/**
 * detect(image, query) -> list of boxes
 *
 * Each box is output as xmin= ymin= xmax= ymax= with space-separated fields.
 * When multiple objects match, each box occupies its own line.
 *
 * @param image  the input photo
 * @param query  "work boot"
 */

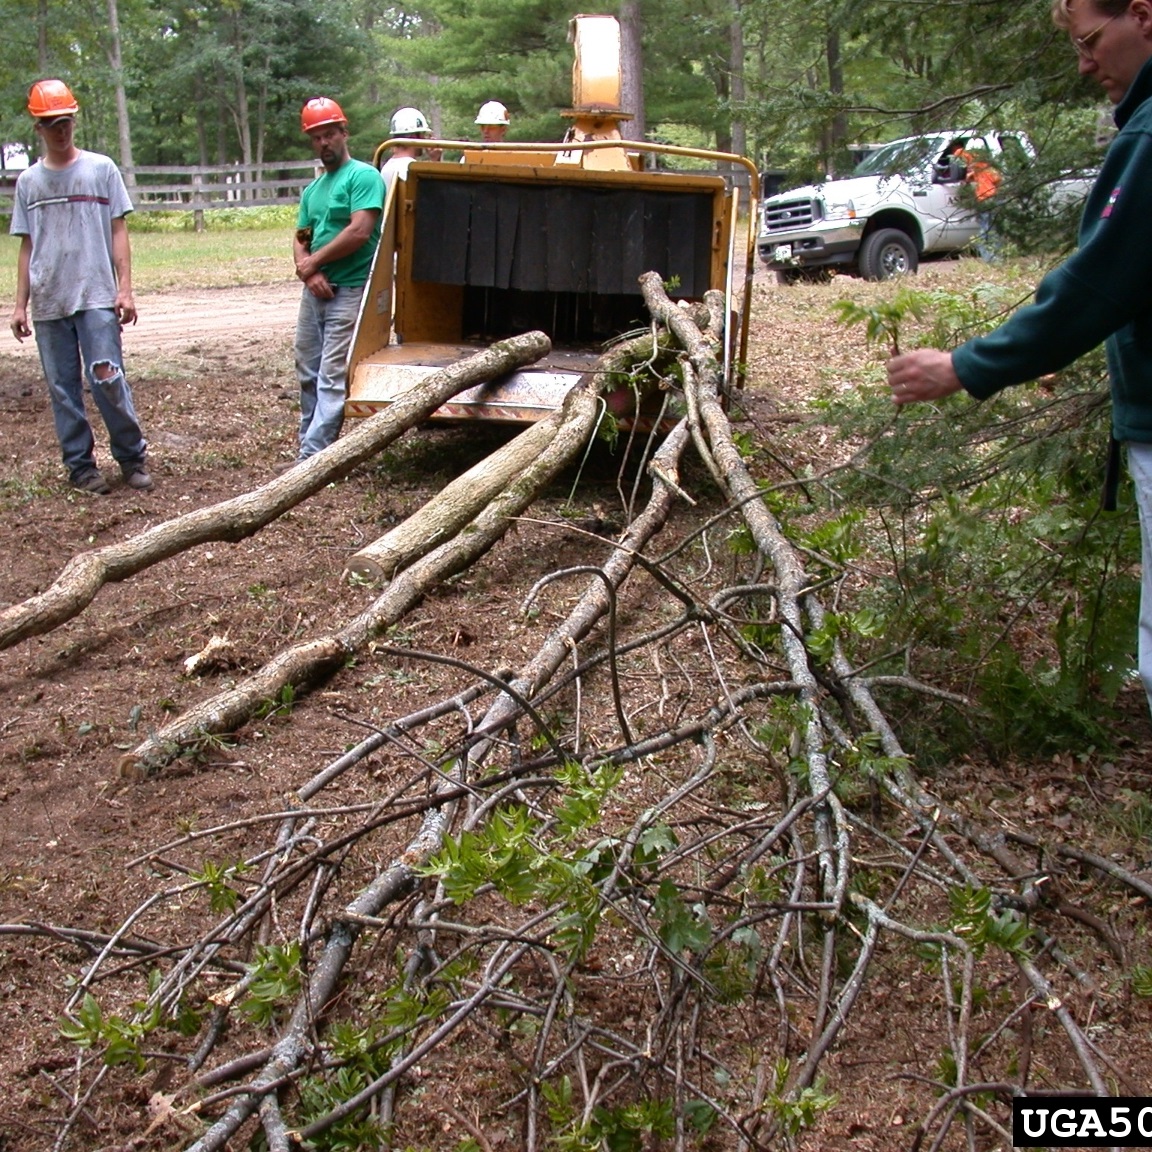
xmin=272 ymin=457 xmax=305 ymax=475
xmin=71 ymin=468 xmax=111 ymax=495
xmin=122 ymin=463 xmax=154 ymax=491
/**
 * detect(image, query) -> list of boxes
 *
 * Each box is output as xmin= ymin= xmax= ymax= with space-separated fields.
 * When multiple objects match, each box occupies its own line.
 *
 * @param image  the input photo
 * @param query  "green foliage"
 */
xmin=190 ymin=858 xmax=248 ymax=913
xmin=834 ymin=290 xmax=925 ymax=355
xmin=128 ymin=206 xmax=297 ymax=232
xmin=633 ymin=821 xmax=678 ymax=869
xmin=739 ymin=859 xmax=785 ymax=903
xmin=812 ymin=280 xmax=1135 ymax=761
xmin=763 ymin=1058 xmax=838 ymax=1137
xmin=297 ymin=1069 xmax=390 ymax=1151
xmin=553 ymin=762 xmax=623 ymax=841
xmin=1108 ymin=790 xmax=1152 ymax=840
xmin=240 ymin=941 xmax=302 ymax=1027
xmin=421 ymin=767 xmax=627 ymax=960
xmin=702 ymin=926 xmax=764 ymax=1003
xmin=948 ymin=885 xmax=1032 ymax=956
xmin=0 ymin=473 xmax=54 ymax=506
xmin=58 ymin=991 xmax=160 ymax=1072
xmin=653 ymin=879 xmax=712 ymax=955
xmin=542 ymin=1076 xmax=710 ymax=1151
xmin=254 ymin=682 xmax=297 ymax=721
xmin=805 ymin=608 xmax=886 ymax=665
xmin=800 ymin=508 xmax=864 ymax=566
xmin=829 ymin=731 xmax=908 ymax=808
xmin=378 ymin=980 xmax=452 ymax=1034
xmin=1131 ymin=965 xmax=1152 ymax=999
xmin=425 ymin=804 xmax=542 ymax=905
xmin=56 ymin=968 xmax=199 ymax=1073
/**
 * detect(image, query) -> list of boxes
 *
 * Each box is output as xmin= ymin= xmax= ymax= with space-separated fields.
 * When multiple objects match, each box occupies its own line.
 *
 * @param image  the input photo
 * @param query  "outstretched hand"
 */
xmin=887 ymin=349 xmax=962 ymax=405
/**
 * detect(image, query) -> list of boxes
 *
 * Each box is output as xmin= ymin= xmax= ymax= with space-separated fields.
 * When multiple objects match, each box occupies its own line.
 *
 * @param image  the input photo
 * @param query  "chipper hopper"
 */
xmin=344 ymin=13 xmax=759 ymax=430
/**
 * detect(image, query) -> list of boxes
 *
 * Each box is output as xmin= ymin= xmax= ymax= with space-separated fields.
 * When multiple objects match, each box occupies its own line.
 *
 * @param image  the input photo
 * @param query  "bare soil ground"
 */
xmin=0 ymin=263 xmax=1149 ymax=1151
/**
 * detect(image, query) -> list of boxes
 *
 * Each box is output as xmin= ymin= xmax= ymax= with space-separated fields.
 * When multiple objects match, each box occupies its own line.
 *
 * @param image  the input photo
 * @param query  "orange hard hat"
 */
xmin=27 ymin=79 xmax=79 ymax=119
xmin=301 ymin=97 xmax=347 ymax=133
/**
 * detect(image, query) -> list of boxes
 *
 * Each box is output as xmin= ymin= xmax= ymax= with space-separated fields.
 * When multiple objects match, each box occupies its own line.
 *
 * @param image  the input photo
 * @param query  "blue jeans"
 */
xmin=975 ymin=210 xmax=999 ymax=262
xmin=294 ymin=285 xmax=364 ymax=459
xmin=1127 ymin=442 xmax=1152 ymax=718
xmin=34 ymin=308 xmax=147 ymax=480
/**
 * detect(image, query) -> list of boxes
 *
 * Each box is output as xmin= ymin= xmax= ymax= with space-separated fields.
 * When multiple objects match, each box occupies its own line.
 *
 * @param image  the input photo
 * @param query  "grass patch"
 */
xmin=129 ymin=205 xmax=297 ymax=233
xmin=0 ymin=214 xmax=293 ymax=297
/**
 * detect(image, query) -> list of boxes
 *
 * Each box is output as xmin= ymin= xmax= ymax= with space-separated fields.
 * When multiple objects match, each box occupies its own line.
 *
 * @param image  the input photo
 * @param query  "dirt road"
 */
xmin=3 ymin=280 xmax=300 ymax=362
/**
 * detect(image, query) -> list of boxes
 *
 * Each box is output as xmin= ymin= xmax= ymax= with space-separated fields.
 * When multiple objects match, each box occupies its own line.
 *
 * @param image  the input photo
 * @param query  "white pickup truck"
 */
xmin=758 ymin=130 xmax=1087 ymax=283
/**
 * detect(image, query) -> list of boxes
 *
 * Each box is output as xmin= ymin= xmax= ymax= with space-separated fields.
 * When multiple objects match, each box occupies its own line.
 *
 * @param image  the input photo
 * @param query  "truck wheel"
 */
xmin=858 ymin=228 xmax=918 ymax=281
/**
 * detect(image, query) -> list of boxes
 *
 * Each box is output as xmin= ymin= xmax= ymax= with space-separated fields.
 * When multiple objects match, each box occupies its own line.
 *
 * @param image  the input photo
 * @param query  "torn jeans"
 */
xmin=34 ymin=307 xmax=147 ymax=480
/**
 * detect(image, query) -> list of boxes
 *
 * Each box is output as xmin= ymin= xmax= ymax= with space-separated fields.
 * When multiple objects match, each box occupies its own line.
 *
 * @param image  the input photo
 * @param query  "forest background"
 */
xmin=0 ymin=0 xmax=1111 ymax=192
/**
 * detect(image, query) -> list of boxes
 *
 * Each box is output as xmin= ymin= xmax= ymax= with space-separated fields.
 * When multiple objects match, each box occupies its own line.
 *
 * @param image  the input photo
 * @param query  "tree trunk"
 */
xmin=619 ymin=0 xmax=646 ymax=144
xmin=227 ymin=12 xmax=254 ymax=197
xmin=825 ymin=27 xmax=847 ymax=173
xmin=37 ymin=0 xmax=48 ymax=69
xmin=256 ymin=60 xmax=268 ymax=172
xmin=194 ymin=75 xmax=209 ymax=168
xmin=729 ymin=3 xmax=747 ymax=161
xmin=0 ymin=335 xmax=551 ymax=653
xmin=235 ymin=71 xmax=253 ymax=198
xmin=105 ymin=0 xmax=136 ymax=184
xmin=216 ymin=80 xmax=229 ymax=165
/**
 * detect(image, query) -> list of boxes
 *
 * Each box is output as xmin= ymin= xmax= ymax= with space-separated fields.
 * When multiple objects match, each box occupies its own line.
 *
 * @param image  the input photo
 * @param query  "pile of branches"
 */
xmin=3 ymin=277 xmax=1149 ymax=1152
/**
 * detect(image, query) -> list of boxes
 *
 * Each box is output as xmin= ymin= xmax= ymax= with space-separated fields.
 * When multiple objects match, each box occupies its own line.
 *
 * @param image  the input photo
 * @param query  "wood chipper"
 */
xmin=345 ymin=13 xmax=759 ymax=429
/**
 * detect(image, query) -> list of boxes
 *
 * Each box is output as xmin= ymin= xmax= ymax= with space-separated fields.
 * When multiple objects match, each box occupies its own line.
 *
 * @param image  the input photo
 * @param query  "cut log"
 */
xmin=120 ymin=377 xmax=603 ymax=777
xmin=0 ymin=333 xmax=551 ymax=652
xmin=344 ymin=410 xmax=563 ymax=583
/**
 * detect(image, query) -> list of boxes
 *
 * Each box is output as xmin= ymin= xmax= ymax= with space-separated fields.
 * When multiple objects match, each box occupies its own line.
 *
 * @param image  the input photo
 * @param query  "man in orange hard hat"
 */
xmin=9 ymin=79 xmax=152 ymax=494
xmin=278 ymin=97 xmax=385 ymax=470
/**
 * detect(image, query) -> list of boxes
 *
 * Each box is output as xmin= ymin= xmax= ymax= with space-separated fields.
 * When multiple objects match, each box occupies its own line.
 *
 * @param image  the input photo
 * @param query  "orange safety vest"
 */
xmin=956 ymin=149 xmax=1001 ymax=202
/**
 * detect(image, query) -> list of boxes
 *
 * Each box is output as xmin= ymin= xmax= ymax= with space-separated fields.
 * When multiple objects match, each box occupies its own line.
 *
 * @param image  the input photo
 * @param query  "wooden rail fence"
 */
xmin=0 ymin=160 xmax=320 ymax=230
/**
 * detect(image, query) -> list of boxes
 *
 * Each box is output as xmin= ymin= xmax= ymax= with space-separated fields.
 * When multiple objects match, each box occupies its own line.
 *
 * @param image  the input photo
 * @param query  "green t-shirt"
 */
xmin=297 ymin=157 xmax=385 ymax=287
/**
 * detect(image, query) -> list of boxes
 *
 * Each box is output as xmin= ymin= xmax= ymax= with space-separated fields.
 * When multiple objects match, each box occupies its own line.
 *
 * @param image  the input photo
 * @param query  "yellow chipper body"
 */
xmin=345 ymin=14 xmax=758 ymax=428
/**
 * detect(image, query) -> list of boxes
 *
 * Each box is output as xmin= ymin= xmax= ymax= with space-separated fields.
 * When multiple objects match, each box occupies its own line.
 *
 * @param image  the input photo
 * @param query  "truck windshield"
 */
xmin=852 ymin=137 xmax=942 ymax=178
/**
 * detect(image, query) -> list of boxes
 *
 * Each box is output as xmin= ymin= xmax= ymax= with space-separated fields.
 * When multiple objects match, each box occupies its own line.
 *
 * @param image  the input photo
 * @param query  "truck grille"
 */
xmin=763 ymin=198 xmax=816 ymax=233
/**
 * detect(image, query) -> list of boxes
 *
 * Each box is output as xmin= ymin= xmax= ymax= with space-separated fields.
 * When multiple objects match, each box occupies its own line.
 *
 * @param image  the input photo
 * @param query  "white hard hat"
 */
xmin=475 ymin=100 xmax=510 ymax=126
xmin=390 ymin=106 xmax=431 ymax=136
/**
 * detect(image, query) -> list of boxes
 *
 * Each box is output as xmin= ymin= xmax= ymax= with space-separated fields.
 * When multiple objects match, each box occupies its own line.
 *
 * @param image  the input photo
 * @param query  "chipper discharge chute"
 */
xmin=345 ymin=14 xmax=759 ymax=429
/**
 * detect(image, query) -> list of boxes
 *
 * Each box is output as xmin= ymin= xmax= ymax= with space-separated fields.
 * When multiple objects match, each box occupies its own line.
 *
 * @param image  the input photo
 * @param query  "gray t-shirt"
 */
xmin=10 ymin=150 xmax=134 ymax=321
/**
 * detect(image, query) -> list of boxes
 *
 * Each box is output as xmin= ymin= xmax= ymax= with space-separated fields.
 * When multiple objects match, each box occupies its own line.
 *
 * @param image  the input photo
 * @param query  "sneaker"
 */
xmin=71 ymin=468 xmax=111 ymax=495
xmin=123 ymin=464 xmax=154 ymax=491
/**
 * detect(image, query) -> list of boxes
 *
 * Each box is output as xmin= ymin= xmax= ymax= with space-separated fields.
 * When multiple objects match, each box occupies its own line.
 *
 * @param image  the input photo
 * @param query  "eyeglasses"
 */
xmin=1072 ymin=11 xmax=1122 ymax=59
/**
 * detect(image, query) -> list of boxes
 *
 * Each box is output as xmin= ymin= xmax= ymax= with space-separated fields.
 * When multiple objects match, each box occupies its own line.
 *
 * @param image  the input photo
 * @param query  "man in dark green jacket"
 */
xmin=887 ymin=0 xmax=1152 ymax=716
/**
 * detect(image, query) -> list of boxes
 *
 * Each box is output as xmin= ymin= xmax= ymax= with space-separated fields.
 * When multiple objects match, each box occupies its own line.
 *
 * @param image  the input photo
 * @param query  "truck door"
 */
xmin=932 ymin=136 xmax=985 ymax=249
xmin=899 ymin=135 xmax=967 ymax=252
